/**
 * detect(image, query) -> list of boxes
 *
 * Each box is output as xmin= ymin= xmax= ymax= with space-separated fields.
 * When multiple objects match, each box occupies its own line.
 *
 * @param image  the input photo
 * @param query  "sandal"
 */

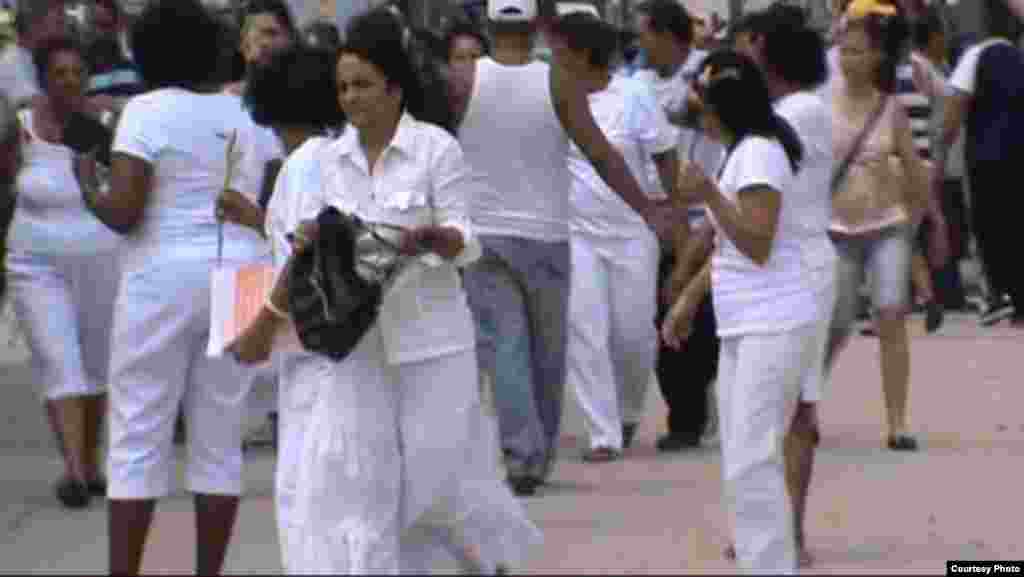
xmin=55 ymin=477 xmax=91 ymax=509
xmin=582 ymin=447 xmax=621 ymax=463
xmin=887 ymin=433 xmax=919 ymax=451
xmin=87 ymin=476 xmax=107 ymax=498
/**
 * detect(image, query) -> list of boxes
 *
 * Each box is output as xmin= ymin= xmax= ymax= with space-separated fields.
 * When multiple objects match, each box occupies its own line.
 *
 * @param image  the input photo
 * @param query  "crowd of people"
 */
xmin=0 ymin=0 xmax=1022 ymax=574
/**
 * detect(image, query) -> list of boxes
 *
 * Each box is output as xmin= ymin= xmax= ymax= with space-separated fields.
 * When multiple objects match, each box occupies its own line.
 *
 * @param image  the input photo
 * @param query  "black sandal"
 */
xmin=87 ymin=476 xmax=107 ymax=497
xmin=55 ymin=477 xmax=91 ymax=509
xmin=887 ymin=434 xmax=919 ymax=451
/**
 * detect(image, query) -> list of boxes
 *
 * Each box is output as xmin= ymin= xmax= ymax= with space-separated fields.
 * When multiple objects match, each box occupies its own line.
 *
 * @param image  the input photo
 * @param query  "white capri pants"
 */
xmin=7 ymin=250 xmax=119 ymax=400
xmin=569 ymin=230 xmax=659 ymax=450
xmin=717 ymin=318 xmax=830 ymax=575
xmin=106 ymin=259 xmax=252 ymax=499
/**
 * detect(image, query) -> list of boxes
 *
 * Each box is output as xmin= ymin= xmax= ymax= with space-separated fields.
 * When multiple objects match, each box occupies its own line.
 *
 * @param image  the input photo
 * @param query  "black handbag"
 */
xmin=287 ymin=206 xmax=408 ymax=362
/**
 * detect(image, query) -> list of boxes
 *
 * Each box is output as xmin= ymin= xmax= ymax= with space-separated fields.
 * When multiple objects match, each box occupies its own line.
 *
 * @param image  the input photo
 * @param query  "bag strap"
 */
xmin=831 ymin=96 xmax=888 ymax=195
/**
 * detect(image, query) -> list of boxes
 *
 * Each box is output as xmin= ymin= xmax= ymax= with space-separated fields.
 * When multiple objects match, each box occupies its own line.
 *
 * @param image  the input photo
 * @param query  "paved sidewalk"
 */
xmin=1 ymin=314 xmax=1022 ymax=574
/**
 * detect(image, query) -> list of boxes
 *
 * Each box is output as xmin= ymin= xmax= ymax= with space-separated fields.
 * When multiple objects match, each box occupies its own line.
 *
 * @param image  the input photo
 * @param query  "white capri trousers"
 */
xmin=291 ymin=326 xmax=539 ymax=575
xmin=106 ymin=259 xmax=252 ymax=500
xmin=717 ymin=318 xmax=830 ymax=575
xmin=6 ymin=250 xmax=119 ymax=400
xmin=568 ymin=230 xmax=659 ymax=451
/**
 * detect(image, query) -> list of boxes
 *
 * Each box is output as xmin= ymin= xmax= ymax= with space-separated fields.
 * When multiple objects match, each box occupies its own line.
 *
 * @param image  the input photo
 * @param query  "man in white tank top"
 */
xmin=452 ymin=0 xmax=672 ymax=496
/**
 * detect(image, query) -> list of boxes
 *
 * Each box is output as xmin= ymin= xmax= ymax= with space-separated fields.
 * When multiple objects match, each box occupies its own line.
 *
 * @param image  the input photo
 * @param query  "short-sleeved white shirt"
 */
xmin=569 ymin=75 xmax=677 ymax=237
xmin=111 ymin=88 xmax=269 ymax=271
xmin=710 ymin=135 xmax=833 ymax=338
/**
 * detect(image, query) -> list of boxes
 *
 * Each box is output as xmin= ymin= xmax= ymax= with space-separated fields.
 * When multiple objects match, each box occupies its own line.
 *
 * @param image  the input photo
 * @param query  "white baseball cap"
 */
xmin=488 ymin=0 xmax=538 ymax=22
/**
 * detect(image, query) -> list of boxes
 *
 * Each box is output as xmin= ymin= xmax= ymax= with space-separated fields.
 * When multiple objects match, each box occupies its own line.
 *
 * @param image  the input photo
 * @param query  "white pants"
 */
xmin=106 ymin=259 xmax=251 ymax=499
xmin=290 ymin=327 xmax=539 ymax=575
xmin=569 ymin=231 xmax=658 ymax=450
xmin=799 ymin=282 xmax=837 ymax=404
xmin=717 ymin=320 xmax=828 ymax=575
xmin=274 ymin=353 xmax=323 ymax=572
xmin=7 ymin=250 xmax=119 ymax=400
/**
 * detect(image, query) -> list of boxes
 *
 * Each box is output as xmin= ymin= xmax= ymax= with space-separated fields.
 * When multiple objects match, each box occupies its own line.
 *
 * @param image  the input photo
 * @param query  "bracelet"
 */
xmin=264 ymin=299 xmax=289 ymax=320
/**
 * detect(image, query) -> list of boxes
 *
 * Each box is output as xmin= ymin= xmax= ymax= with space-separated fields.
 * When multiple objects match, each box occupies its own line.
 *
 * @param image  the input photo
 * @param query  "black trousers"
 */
xmin=970 ymin=164 xmax=1024 ymax=310
xmin=655 ymin=251 xmax=720 ymax=439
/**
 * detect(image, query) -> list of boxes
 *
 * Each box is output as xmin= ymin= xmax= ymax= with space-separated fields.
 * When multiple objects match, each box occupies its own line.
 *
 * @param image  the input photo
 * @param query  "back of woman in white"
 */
xmin=105 ymin=88 xmax=266 ymax=502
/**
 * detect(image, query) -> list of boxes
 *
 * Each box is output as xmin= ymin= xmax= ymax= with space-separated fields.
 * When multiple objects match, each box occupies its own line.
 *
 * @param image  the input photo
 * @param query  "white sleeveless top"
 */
xmin=458 ymin=57 xmax=571 ymax=242
xmin=7 ymin=109 xmax=120 ymax=256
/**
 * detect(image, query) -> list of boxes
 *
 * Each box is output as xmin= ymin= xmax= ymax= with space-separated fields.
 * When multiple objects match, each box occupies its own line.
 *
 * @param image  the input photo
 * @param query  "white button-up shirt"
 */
xmin=309 ymin=113 xmax=482 ymax=365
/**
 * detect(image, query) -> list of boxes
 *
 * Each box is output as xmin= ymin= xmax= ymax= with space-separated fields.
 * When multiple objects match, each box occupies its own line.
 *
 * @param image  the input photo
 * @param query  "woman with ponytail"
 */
xmin=827 ymin=0 xmax=932 ymax=453
xmin=663 ymin=49 xmax=833 ymax=574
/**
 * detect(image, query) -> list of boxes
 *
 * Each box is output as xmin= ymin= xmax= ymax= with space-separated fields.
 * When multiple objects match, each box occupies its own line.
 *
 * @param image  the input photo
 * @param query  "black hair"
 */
xmin=94 ymin=0 xmax=121 ymax=22
xmin=845 ymin=3 xmax=910 ymax=93
xmin=32 ymin=34 xmax=85 ymax=92
xmin=242 ymin=0 xmax=298 ymax=38
xmin=244 ymin=43 xmax=345 ymax=130
xmin=443 ymin=21 xmax=490 ymax=62
xmin=912 ymin=4 xmax=944 ymax=49
xmin=634 ymin=0 xmax=693 ymax=47
xmin=984 ymin=0 xmax=1023 ymax=42
xmin=303 ymin=20 xmax=342 ymax=54
xmin=738 ymin=4 xmax=828 ymax=89
xmin=549 ymin=12 xmax=619 ymax=69
xmin=14 ymin=0 xmax=64 ymax=36
xmin=342 ymin=8 xmax=456 ymax=135
xmin=131 ymin=0 xmax=222 ymax=89
xmin=697 ymin=49 xmax=803 ymax=173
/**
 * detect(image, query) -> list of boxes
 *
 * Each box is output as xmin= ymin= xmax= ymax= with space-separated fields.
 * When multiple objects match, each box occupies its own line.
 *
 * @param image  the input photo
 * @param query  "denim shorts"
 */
xmin=830 ymin=224 xmax=912 ymax=335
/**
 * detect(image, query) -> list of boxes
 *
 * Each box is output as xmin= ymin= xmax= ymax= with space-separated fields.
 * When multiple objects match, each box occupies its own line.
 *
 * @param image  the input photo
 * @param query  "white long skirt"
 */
xmin=289 ymin=325 xmax=541 ymax=575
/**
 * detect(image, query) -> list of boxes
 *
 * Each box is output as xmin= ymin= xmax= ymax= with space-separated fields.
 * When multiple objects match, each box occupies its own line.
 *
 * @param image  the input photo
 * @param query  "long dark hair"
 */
xmin=341 ymin=8 xmax=456 ymax=135
xmin=698 ymin=50 xmax=803 ymax=173
xmin=737 ymin=4 xmax=828 ymax=90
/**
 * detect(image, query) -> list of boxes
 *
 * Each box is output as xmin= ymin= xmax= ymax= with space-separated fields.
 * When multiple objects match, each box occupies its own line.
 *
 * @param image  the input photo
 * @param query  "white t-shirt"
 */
xmin=634 ymin=49 xmax=723 ymax=225
xmin=949 ymin=38 xmax=1015 ymax=95
xmin=111 ymin=88 xmax=270 ymax=271
xmin=569 ymin=75 xmax=677 ymax=237
xmin=710 ymin=135 xmax=832 ymax=338
xmin=0 ymin=44 xmax=39 ymax=107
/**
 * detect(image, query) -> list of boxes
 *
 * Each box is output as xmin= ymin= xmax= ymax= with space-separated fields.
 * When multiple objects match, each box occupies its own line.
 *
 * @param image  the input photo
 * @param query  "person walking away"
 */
xmin=451 ymin=0 xmax=673 ymax=495
xmin=554 ymin=12 xmax=678 ymax=463
xmin=81 ymin=1 xmax=267 ymax=573
xmin=934 ymin=0 xmax=1024 ymax=327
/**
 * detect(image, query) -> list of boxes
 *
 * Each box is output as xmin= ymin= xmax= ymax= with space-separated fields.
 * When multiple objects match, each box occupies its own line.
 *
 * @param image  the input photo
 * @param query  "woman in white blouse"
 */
xmin=665 ymin=51 xmax=827 ymax=574
xmin=230 ymin=9 xmax=538 ymax=574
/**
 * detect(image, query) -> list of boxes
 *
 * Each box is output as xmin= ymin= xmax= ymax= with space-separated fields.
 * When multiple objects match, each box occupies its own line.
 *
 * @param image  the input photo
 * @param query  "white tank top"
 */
xmin=7 ymin=110 xmax=119 ymax=255
xmin=458 ymin=57 xmax=571 ymax=242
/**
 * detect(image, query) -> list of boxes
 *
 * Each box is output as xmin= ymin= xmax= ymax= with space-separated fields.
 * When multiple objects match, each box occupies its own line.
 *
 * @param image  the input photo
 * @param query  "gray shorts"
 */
xmin=830 ymin=224 xmax=912 ymax=336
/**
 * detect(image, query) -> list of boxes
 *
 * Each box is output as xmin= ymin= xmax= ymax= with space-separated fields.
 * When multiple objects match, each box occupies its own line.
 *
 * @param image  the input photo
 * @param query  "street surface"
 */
xmin=1 ymin=312 xmax=1021 ymax=574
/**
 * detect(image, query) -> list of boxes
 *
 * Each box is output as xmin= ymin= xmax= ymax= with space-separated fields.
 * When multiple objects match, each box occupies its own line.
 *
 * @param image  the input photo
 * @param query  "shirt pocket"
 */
xmin=378 ymin=172 xmax=431 ymax=212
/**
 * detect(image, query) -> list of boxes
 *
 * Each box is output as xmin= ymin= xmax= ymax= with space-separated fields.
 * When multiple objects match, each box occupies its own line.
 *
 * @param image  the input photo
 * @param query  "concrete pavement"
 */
xmin=1 ymin=313 xmax=1022 ymax=574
